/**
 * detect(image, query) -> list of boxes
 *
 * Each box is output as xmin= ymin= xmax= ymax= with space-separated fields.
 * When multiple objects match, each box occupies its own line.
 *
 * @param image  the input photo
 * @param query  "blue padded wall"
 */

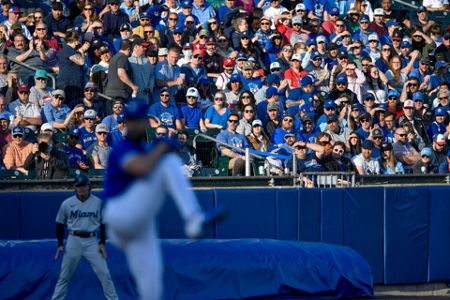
xmin=384 ymin=187 xmax=430 ymax=284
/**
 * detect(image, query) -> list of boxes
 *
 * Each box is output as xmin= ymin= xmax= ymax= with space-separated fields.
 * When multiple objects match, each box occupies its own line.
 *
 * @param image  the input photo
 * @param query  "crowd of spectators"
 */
xmin=0 ymin=0 xmax=449 ymax=178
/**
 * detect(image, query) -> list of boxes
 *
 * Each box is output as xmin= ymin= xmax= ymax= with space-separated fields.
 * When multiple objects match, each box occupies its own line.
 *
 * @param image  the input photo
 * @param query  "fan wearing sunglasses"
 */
xmin=323 ymin=141 xmax=354 ymax=172
xmin=216 ymin=113 xmax=249 ymax=176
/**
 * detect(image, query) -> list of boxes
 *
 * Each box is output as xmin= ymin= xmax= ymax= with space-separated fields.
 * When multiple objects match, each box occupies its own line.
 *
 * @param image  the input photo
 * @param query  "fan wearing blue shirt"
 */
xmin=180 ymin=87 xmax=206 ymax=131
xmin=148 ymin=87 xmax=183 ymax=130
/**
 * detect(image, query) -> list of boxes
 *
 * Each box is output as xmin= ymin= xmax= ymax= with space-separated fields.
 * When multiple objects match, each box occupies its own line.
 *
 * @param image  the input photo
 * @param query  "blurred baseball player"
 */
xmin=103 ymin=100 xmax=223 ymax=300
xmin=52 ymin=174 xmax=118 ymax=300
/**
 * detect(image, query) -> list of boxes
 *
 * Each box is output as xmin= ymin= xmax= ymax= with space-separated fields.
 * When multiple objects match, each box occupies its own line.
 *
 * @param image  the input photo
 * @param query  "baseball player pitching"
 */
xmin=103 ymin=100 xmax=223 ymax=300
xmin=52 ymin=174 xmax=118 ymax=300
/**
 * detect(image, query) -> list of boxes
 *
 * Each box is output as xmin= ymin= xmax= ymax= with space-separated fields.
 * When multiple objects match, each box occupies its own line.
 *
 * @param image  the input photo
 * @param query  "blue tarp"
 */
xmin=0 ymin=239 xmax=373 ymax=300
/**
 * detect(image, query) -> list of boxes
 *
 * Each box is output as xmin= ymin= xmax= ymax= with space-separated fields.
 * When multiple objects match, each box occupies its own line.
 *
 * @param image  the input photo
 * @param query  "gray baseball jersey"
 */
xmin=55 ymin=194 xmax=103 ymax=232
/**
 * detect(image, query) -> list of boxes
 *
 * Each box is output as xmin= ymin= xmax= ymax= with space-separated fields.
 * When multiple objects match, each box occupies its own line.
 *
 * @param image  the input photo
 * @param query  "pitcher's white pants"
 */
xmin=104 ymin=153 xmax=202 ymax=300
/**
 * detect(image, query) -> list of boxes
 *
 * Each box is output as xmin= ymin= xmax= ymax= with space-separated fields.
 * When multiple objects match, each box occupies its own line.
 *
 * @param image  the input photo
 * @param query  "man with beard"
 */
xmin=29 ymin=70 xmax=53 ymax=109
xmin=70 ymin=82 xmax=107 ymax=120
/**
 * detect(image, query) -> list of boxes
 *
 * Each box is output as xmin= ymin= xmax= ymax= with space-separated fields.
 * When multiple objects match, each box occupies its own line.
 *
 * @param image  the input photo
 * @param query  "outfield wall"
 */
xmin=1 ymin=186 xmax=450 ymax=285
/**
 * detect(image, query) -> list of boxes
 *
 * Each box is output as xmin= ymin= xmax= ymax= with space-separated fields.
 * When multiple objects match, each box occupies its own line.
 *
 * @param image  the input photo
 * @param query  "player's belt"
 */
xmin=70 ymin=231 xmax=96 ymax=238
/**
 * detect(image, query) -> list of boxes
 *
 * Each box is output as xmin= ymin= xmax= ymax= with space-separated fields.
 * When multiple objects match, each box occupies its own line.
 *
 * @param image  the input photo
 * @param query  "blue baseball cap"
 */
xmin=230 ymin=73 xmax=241 ymax=82
xmin=311 ymin=51 xmax=322 ymax=60
xmin=173 ymin=26 xmax=183 ymax=34
xmin=336 ymin=74 xmax=348 ymax=84
xmin=12 ymin=126 xmax=24 ymax=136
xmin=412 ymin=92 xmax=424 ymax=102
xmin=420 ymin=147 xmax=432 ymax=157
xmin=324 ymin=100 xmax=336 ymax=109
xmin=327 ymin=114 xmax=339 ymax=122
xmin=236 ymin=52 xmax=247 ymax=61
xmin=435 ymin=107 xmax=446 ymax=116
xmin=181 ymin=0 xmax=193 ymax=8
xmin=362 ymin=139 xmax=374 ymax=150
xmin=300 ymin=102 xmax=315 ymax=116
xmin=265 ymin=73 xmax=280 ymax=85
xmin=0 ymin=112 xmax=9 ymax=120
xmin=329 ymin=7 xmax=339 ymax=16
xmin=351 ymin=102 xmax=363 ymax=110
xmin=125 ymin=100 xmax=149 ymax=119
xmin=197 ymin=75 xmax=210 ymax=85
xmin=388 ymin=89 xmax=400 ymax=98
xmin=265 ymin=86 xmax=278 ymax=97
xmin=363 ymin=93 xmax=375 ymax=101
xmin=386 ymin=19 xmax=398 ymax=27
xmin=401 ymin=41 xmax=411 ymax=48
xmin=301 ymin=75 xmax=314 ymax=86
xmin=306 ymin=39 xmax=316 ymax=46
xmin=435 ymin=61 xmax=448 ymax=69
xmin=360 ymin=14 xmax=370 ymax=22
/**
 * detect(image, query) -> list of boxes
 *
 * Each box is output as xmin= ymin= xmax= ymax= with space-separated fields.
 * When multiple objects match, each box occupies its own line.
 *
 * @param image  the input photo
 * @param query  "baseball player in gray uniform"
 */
xmin=52 ymin=174 xmax=118 ymax=300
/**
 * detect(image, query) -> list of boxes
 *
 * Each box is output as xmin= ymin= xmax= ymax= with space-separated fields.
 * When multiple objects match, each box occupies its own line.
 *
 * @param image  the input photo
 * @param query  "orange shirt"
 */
xmin=284 ymin=68 xmax=308 ymax=89
xmin=3 ymin=141 xmax=33 ymax=170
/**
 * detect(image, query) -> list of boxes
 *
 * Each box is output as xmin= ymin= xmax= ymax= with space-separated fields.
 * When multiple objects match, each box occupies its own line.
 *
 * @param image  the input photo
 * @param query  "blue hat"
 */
xmin=336 ymin=74 xmax=348 ymax=84
xmin=140 ymin=12 xmax=150 ymax=19
xmin=265 ymin=86 xmax=278 ymax=97
xmin=125 ymin=100 xmax=149 ymax=119
xmin=435 ymin=61 xmax=448 ymax=69
xmin=363 ymin=93 xmax=375 ymax=101
xmin=300 ymin=103 xmax=315 ymax=116
xmin=159 ymin=87 xmax=170 ymax=94
xmin=12 ymin=126 xmax=24 ymax=136
xmin=377 ymin=103 xmax=387 ymax=111
xmin=327 ymin=114 xmax=339 ymax=122
xmin=230 ymin=73 xmax=241 ymax=82
xmin=306 ymin=39 xmax=316 ymax=46
xmin=388 ymin=89 xmax=400 ymax=98
xmin=181 ymin=0 xmax=193 ymax=8
xmin=173 ymin=26 xmax=183 ymax=33
xmin=401 ymin=41 xmax=411 ymax=48
xmin=420 ymin=147 xmax=432 ymax=157
xmin=117 ymin=113 xmax=125 ymax=123
xmin=301 ymin=75 xmax=314 ymax=86
xmin=412 ymin=92 xmax=424 ymax=102
xmin=435 ymin=107 xmax=446 ymax=116
xmin=351 ymin=102 xmax=363 ymax=110
xmin=284 ymin=132 xmax=296 ymax=138
xmin=324 ymin=100 xmax=336 ymax=109
xmin=329 ymin=7 xmax=339 ymax=16
xmin=0 ymin=112 xmax=9 ymax=120
xmin=265 ymin=74 xmax=280 ymax=85
xmin=236 ymin=52 xmax=247 ymax=61
xmin=362 ymin=139 xmax=374 ymax=150
xmin=197 ymin=75 xmax=210 ymax=85
xmin=70 ymin=127 xmax=79 ymax=137
xmin=311 ymin=51 xmax=322 ymax=60
xmin=360 ymin=14 xmax=370 ymax=22
xmin=386 ymin=19 xmax=398 ymax=27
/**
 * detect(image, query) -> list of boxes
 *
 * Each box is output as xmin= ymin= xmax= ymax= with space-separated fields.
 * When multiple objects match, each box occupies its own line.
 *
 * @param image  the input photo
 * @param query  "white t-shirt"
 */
xmin=352 ymin=153 xmax=380 ymax=174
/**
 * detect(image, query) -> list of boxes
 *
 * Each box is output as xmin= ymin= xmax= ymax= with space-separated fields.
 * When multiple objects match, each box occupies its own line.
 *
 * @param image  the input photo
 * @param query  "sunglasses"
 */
xmin=187 ymin=96 xmax=197 ymax=99
xmin=382 ymin=48 xmax=391 ymax=52
xmin=210 ymin=21 xmax=217 ymax=24
xmin=85 ymin=88 xmax=96 ymax=92
xmin=439 ymin=97 xmax=448 ymax=100
xmin=388 ymin=97 xmax=398 ymax=100
xmin=193 ymin=55 xmax=202 ymax=59
xmin=283 ymin=118 xmax=293 ymax=122
xmin=241 ymin=96 xmax=251 ymax=99
xmin=364 ymin=98 xmax=374 ymax=101
xmin=373 ymin=136 xmax=383 ymax=140
xmin=325 ymin=107 xmax=335 ymax=110
xmin=360 ymin=119 xmax=370 ymax=123
xmin=241 ymin=37 xmax=249 ymax=40
xmin=169 ymin=18 xmax=178 ymax=21
xmin=155 ymin=132 xmax=167 ymax=136
xmin=422 ymin=155 xmax=430 ymax=159
xmin=113 ymin=105 xmax=123 ymax=109
xmin=97 ymin=132 xmax=108 ymax=135
xmin=333 ymin=149 xmax=345 ymax=154
xmin=186 ymin=21 xmax=194 ymax=24
xmin=244 ymin=110 xmax=254 ymax=113
xmin=214 ymin=97 xmax=224 ymax=101
xmin=84 ymin=7 xmax=93 ymax=11
xmin=160 ymin=94 xmax=170 ymax=97
xmin=397 ymin=133 xmax=406 ymax=137
xmin=228 ymin=119 xmax=239 ymax=123
xmin=35 ymin=28 xmax=46 ymax=31
xmin=144 ymin=31 xmax=154 ymax=34
xmin=335 ymin=24 xmax=345 ymax=27
xmin=261 ymin=22 xmax=270 ymax=25
xmin=352 ymin=108 xmax=359 ymax=112
xmin=218 ymin=39 xmax=227 ymax=43
xmin=13 ymin=134 xmax=23 ymax=138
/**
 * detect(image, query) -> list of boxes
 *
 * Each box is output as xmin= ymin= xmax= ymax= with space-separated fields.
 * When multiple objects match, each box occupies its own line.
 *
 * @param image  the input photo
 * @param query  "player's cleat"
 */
xmin=185 ymin=208 xmax=227 ymax=239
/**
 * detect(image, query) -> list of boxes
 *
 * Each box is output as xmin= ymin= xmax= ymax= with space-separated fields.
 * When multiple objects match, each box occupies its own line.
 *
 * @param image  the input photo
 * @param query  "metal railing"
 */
xmin=298 ymin=172 xmax=356 ymax=188
xmin=8 ymin=57 xmax=57 ymax=89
